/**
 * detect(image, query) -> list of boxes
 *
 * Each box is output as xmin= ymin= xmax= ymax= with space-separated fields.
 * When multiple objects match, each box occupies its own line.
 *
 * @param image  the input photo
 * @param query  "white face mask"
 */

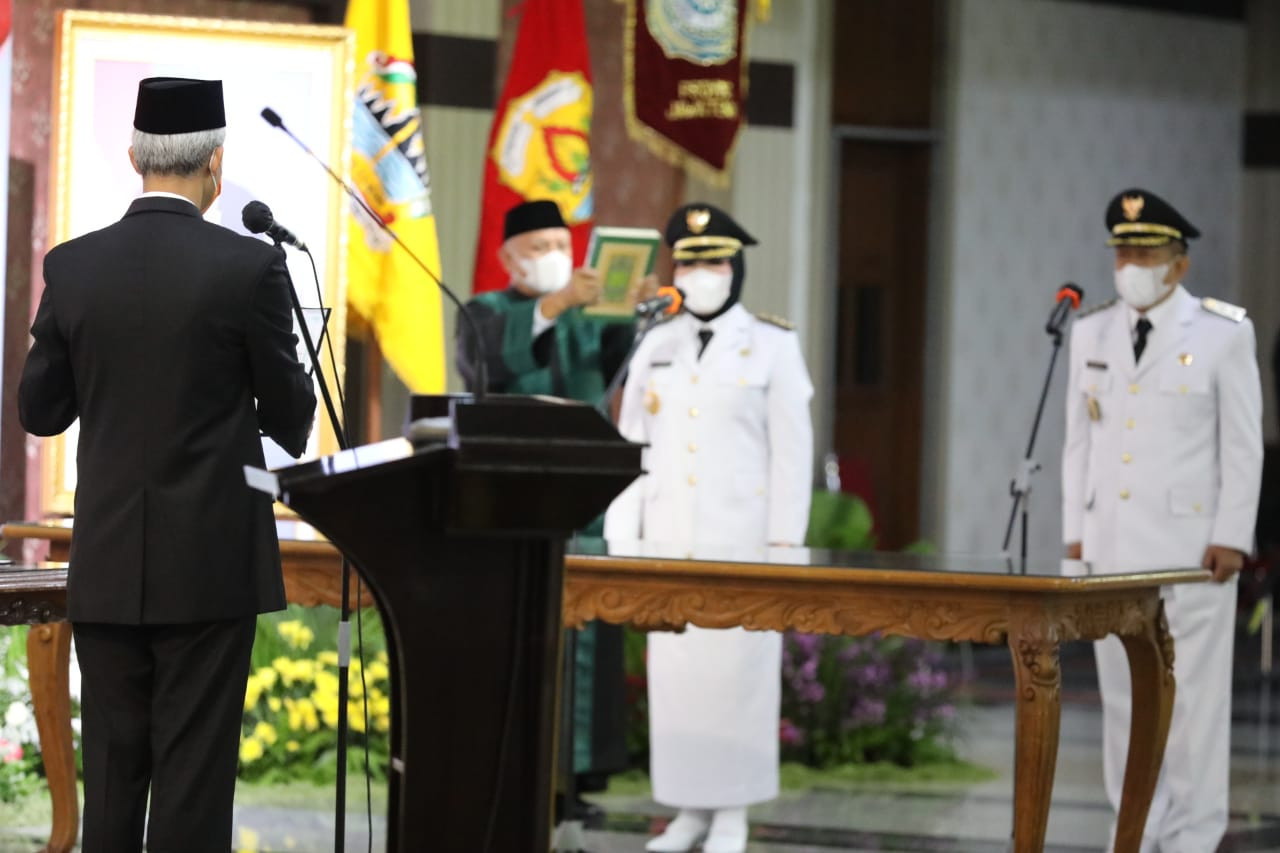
xmin=678 ymin=268 xmax=733 ymax=316
xmin=517 ymin=250 xmax=572 ymax=295
xmin=1114 ymin=262 xmax=1174 ymax=310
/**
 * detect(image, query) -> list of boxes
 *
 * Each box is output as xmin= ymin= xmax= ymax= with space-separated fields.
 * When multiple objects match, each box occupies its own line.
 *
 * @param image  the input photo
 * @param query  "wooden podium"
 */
xmin=249 ymin=394 xmax=641 ymax=852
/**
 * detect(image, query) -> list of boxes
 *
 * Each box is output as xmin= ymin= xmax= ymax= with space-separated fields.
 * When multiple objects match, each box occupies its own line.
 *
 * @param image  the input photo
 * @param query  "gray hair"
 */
xmin=131 ymin=127 xmax=226 ymax=176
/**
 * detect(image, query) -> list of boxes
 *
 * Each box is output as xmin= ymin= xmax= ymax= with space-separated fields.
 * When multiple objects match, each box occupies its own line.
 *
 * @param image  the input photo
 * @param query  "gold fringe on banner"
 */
xmin=622 ymin=0 xmax=752 ymax=189
xmin=756 ymin=0 xmax=771 ymax=22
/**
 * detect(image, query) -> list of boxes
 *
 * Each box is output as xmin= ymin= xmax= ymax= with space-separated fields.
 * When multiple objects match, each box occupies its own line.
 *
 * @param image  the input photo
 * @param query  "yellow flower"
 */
xmin=313 ymin=669 xmax=340 ymax=698
xmin=255 ymin=667 xmax=278 ymax=690
xmin=316 ymin=651 xmax=340 ymax=667
xmin=253 ymin=721 xmax=278 ymax=746
xmin=296 ymin=697 xmax=321 ymax=732
xmin=243 ymin=675 xmax=263 ymax=711
xmin=286 ymin=740 xmax=300 ymax=753
xmin=348 ymin=703 xmax=367 ymax=733
xmin=277 ymin=620 xmax=301 ymax=641
xmin=374 ymin=715 xmax=390 ymax=733
xmin=367 ymin=661 xmax=390 ymax=683
xmin=313 ymin=689 xmax=340 ymax=729
xmin=376 ymin=650 xmax=389 ymax=664
xmin=268 ymin=697 xmax=282 ymax=713
xmin=239 ymin=736 xmax=264 ymax=763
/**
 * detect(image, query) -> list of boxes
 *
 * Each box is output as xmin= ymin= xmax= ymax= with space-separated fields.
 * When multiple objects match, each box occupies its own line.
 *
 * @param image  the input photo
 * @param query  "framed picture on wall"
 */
xmin=42 ymin=10 xmax=354 ymax=516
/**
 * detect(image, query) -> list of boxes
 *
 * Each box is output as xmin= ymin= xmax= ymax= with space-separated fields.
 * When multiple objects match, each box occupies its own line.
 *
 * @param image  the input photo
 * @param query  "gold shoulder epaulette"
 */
xmin=754 ymin=312 xmax=795 ymax=330
xmin=1201 ymin=297 xmax=1247 ymax=323
xmin=1076 ymin=298 xmax=1118 ymax=320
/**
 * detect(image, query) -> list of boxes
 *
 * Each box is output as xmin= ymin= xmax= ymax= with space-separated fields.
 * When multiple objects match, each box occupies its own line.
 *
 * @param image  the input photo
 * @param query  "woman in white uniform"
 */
xmin=604 ymin=204 xmax=814 ymax=853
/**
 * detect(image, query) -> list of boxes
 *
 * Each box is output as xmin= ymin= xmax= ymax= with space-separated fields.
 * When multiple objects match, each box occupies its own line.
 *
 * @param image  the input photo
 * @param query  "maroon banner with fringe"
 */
xmin=625 ymin=0 xmax=748 ymax=184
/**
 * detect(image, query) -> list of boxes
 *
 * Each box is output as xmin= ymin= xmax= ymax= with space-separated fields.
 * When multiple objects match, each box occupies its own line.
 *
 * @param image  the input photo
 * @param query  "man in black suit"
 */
xmin=18 ymin=77 xmax=315 ymax=852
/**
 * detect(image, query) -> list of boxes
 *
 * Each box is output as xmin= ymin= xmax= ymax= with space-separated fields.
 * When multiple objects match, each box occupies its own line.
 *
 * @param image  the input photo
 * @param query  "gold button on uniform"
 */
xmin=1121 ymin=453 xmax=1132 ymax=463
xmin=1194 ymin=503 xmax=1203 ymax=513
xmin=1128 ymin=384 xmax=1140 ymax=395
xmin=688 ymin=475 xmax=697 ymax=486
xmin=688 ymin=442 xmax=697 ymax=453
xmin=689 ymin=407 xmax=698 ymax=418
xmin=691 ymin=375 xmax=699 ymax=384
xmin=1126 ymin=419 xmax=1136 ymax=430
xmin=1120 ymin=489 xmax=1130 ymax=500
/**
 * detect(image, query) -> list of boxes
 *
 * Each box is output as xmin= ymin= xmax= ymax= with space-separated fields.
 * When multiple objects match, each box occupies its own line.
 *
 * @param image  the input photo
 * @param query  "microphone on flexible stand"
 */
xmin=242 ymin=200 xmax=308 ymax=252
xmin=1045 ymin=282 xmax=1083 ymax=335
xmin=633 ymin=285 xmax=683 ymax=319
xmin=1001 ymin=283 xmax=1086 ymax=569
xmin=596 ymin=286 xmax=684 ymax=417
xmin=259 ymin=106 xmax=490 ymax=402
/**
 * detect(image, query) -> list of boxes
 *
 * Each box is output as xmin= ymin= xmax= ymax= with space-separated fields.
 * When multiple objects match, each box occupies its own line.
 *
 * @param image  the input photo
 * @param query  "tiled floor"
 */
xmin=5 ymin=641 xmax=1280 ymax=851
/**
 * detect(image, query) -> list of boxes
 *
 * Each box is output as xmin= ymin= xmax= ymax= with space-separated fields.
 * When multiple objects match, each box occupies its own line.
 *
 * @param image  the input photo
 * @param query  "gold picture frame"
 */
xmin=42 ymin=10 xmax=354 ymax=516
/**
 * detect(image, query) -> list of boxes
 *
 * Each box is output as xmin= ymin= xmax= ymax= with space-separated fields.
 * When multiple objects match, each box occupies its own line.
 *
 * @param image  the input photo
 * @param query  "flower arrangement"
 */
xmin=780 ymin=632 xmax=958 ymax=767
xmin=237 ymin=612 xmax=392 ymax=784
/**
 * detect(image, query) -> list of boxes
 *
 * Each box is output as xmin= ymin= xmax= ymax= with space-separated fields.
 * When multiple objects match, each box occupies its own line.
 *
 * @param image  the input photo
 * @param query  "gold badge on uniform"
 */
xmin=644 ymin=388 xmax=661 ymax=414
xmin=1122 ymin=194 xmax=1145 ymax=221
xmin=686 ymin=209 xmax=711 ymax=234
xmin=740 ymin=347 xmax=751 ymax=357
xmin=1087 ymin=397 xmax=1102 ymax=422
xmin=1178 ymin=352 xmax=1193 ymax=366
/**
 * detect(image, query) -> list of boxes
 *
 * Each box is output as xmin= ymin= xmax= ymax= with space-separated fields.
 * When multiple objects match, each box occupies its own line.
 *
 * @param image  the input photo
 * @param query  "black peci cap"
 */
xmin=503 ymin=200 xmax=568 ymax=240
xmin=133 ymin=77 xmax=226 ymax=135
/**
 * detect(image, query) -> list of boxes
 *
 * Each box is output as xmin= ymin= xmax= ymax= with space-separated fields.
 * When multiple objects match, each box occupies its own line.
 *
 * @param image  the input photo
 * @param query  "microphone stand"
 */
xmin=1001 ymin=314 xmax=1068 ymax=571
xmin=272 ymin=241 xmax=357 ymax=851
xmin=595 ymin=308 xmax=672 ymax=417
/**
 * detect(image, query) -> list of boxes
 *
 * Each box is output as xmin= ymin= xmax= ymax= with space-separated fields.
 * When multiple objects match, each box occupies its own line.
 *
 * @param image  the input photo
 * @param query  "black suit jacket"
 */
xmin=19 ymin=196 xmax=317 ymax=624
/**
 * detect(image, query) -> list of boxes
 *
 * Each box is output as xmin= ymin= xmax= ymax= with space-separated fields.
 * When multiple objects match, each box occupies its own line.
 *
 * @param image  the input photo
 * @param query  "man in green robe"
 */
xmin=457 ymin=199 xmax=655 ymax=813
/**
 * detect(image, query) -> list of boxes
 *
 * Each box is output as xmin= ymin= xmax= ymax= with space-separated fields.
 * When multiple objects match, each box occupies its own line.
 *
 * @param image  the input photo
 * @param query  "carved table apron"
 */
xmin=3 ymin=522 xmax=1202 ymax=853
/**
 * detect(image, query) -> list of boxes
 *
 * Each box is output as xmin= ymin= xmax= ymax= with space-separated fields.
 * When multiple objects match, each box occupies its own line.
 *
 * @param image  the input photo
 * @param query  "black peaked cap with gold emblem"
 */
xmin=665 ymin=203 xmax=758 ymax=261
xmin=1105 ymin=188 xmax=1200 ymax=248
xmin=133 ymin=77 xmax=226 ymax=134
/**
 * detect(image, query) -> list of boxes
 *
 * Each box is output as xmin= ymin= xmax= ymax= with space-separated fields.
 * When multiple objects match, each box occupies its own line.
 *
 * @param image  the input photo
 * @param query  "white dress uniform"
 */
xmin=1062 ymin=284 xmax=1263 ymax=852
xmin=604 ymin=301 xmax=814 ymax=808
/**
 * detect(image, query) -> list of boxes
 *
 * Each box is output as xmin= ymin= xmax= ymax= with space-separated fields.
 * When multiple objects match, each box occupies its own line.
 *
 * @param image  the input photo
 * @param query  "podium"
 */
xmin=248 ymin=394 xmax=641 ymax=852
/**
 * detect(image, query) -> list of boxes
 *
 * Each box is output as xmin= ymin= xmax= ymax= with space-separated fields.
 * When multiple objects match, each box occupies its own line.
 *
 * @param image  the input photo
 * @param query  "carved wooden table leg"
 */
xmin=1007 ymin=615 xmax=1062 ymax=852
xmin=28 ymin=622 xmax=78 ymax=853
xmin=1112 ymin=600 xmax=1175 ymax=853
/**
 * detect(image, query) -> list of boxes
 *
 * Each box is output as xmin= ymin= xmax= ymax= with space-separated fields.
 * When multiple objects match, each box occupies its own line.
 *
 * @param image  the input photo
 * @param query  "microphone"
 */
xmin=1045 ymin=282 xmax=1084 ymax=335
xmin=634 ymin=285 xmax=683 ymax=318
xmin=260 ymin=107 xmax=490 ymax=401
xmin=242 ymin=200 xmax=308 ymax=252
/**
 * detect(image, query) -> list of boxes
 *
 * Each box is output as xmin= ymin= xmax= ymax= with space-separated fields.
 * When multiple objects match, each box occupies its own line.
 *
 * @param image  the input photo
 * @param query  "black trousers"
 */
xmin=73 ymin=617 xmax=257 ymax=853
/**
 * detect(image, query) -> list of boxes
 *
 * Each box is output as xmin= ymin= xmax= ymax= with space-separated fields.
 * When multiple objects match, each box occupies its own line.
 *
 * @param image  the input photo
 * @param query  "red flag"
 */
xmin=472 ymin=0 xmax=594 ymax=294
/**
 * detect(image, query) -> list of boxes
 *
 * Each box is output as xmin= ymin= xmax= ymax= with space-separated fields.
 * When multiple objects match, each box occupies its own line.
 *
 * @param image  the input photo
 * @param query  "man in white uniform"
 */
xmin=1062 ymin=188 xmax=1263 ymax=852
xmin=604 ymin=204 xmax=813 ymax=853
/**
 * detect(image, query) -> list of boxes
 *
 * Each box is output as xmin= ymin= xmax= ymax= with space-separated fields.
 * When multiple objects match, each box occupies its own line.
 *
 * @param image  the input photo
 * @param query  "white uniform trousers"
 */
xmin=648 ymin=626 xmax=782 ymax=809
xmin=1095 ymin=579 xmax=1235 ymax=853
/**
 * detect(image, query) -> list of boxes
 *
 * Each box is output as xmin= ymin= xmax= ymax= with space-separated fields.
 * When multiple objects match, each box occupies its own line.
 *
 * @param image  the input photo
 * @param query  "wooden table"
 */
xmin=2 ymin=520 xmax=1204 ymax=853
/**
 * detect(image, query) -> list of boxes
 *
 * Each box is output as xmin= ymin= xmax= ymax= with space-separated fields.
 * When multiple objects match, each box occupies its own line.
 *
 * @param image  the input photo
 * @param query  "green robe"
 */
xmin=457 ymin=288 xmax=632 ymax=404
xmin=457 ymin=287 xmax=631 ymax=777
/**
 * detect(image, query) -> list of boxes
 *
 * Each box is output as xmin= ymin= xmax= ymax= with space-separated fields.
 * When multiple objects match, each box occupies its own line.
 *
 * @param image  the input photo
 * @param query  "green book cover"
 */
xmin=583 ymin=226 xmax=661 ymax=319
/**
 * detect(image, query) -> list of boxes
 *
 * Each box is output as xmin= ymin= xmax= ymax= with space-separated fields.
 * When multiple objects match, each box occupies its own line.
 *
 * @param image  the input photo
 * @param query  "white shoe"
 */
xmin=645 ymin=809 xmax=711 ymax=852
xmin=702 ymin=807 xmax=748 ymax=853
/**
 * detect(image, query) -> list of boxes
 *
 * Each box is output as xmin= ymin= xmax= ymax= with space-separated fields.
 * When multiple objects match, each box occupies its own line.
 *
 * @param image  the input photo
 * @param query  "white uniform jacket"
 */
xmin=604 ymin=302 xmax=813 ymax=808
xmin=604 ymin=303 xmax=813 ymax=546
xmin=1062 ymin=285 xmax=1262 ymax=570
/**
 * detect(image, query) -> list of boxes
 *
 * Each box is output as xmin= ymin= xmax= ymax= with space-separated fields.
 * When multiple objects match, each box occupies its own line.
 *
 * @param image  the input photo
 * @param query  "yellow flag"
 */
xmin=344 ymin=0 xmax=444 ymax=392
